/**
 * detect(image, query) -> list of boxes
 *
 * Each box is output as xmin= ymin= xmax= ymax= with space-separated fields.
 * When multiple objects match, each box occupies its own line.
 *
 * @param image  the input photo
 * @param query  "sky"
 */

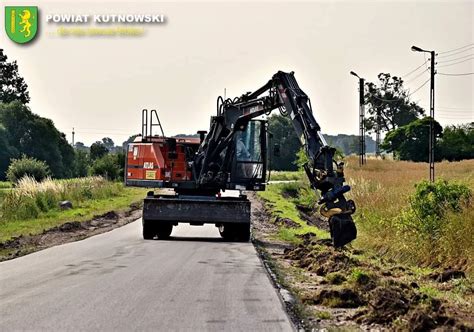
xmin=1 ymin=0 xmax=473 ymax=146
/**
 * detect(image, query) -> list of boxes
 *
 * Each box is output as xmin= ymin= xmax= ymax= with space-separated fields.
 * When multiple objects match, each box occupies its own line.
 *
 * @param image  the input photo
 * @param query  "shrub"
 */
xmin=89 ymin=154 xmax=121 ymax=180
xmin=404 ymin=180 xmax=471 ymax=237
xmin=6 ymin=155 xmax=50 ymax=184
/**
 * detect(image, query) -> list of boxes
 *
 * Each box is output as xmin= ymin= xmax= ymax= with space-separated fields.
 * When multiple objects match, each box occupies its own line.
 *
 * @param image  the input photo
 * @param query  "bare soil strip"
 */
xmin=250 ymin=193 xmax=473 ymax=331
xmin=0 ymin=202 xmax=142 ymax=262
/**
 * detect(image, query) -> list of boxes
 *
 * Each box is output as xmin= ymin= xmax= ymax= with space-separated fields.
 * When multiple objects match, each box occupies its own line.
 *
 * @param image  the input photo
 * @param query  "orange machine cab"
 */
xmin=126 ymin=136 xmax=201 ymax=187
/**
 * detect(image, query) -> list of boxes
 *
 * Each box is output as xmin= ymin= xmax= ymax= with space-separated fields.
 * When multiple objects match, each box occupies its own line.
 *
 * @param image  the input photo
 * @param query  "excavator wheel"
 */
xmin=329 ymin=214 xmax=357 ymax=248
xmin=155 ymin=223 xmax=173 ymax=240
xmin=219 ymin=224 xmax=250 ymax=242
xmin=142 ymin=219 xmax=155 ymax=240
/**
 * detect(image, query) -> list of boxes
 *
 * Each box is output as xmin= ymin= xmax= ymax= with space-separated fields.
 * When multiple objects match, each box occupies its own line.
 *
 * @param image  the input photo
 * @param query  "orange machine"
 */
xmin=126 ymin=135 xmax=201 ymax=188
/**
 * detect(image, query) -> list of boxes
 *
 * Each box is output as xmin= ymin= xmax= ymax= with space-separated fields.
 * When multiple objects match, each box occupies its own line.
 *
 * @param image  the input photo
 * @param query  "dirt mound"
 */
xmin=94 ymin=210 xmax=119 ymax=220
xmin=281 ymin=186 xmax=299 ymax=199
xmin=303 ymin=288 xmax=364 ymax=308
xmin=284 ymin=240 xmax=358 ymax=276
xmin=356 ymin=286 xmax=410 ymax=325
xmin=429 ymin=268 xmax=466 ymax=282
xmin=296 ymin=207 xmax=330 ymax=231
xmin=275 ymin=217 xmax=300 ymax=228
xmin=51 ymin=221 xmax=84 ymax=232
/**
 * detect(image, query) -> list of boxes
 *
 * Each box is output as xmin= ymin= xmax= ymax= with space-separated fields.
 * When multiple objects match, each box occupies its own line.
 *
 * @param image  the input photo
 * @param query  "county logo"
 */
xmin=5 ymin=6 xmax=38 ymax=44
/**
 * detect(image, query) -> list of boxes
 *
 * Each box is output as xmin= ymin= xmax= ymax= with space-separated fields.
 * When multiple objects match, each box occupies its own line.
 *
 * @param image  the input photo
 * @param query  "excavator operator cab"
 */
xmin=230 ymin=120 xmax=266 ymax=189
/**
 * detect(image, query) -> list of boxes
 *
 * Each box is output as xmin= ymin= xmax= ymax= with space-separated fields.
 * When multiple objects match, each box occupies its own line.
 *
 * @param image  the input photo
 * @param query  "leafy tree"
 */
xmin=73 ymin=150 xmax=90 ymax=177
xmin=90 ymin=141 xmax=108 ymax=160
xmin=102 ymin=137 xmax=115 ymax=151
xmin=438 ymin=123 xmax=474 ymax=161
xmin=0 ymin=101 xmax=75 ymax=178
xmin=381 ymin=117 xmax=442 ymax=162
xmin=6 ymin=155 xmax=50 ymax=183
xmin=90 ymin=154 xmax=121 ymax=180
xmin=74 ymin=142 xmax=88 ymax=151
xmin=364 ymin=73 xmax=425 ymax=133
xmin=0 ymin=49 xmax=30 ymax=104
xmin=0 ymin=124 xmax=16 ymax=180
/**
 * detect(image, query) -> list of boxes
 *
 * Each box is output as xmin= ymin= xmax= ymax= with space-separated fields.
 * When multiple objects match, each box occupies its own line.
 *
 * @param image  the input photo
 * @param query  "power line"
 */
xmin=437 ymin=57 xmax=474 ymax=68
xmin=404 ymin=68 xmax=429 ymax=83
xmin=438 ymin=72 xmax=474 ymax=76
xmin=437 ymin=47 xmax=474 ymax=59
xmin=437 ymin=53 xmax=474 ymax=63
xmin=369 ymin=78 xmax=430 ymax=103
xmin=438 ymin=43 xmax=474 ymax=55
xmin=408 ymin=78 xmax=431 ymax=96
xmin=402 ymin=59 xmax=429 ymax=77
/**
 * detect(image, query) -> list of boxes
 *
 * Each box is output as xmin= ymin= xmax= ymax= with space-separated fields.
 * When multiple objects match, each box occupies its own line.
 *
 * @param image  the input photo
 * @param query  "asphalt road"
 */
xmin=0 ymin=221 xmax=293 ymax=331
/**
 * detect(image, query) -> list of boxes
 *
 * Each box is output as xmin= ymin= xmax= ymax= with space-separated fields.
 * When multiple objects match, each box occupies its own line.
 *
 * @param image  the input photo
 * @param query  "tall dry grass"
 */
xmin=0 ymin=176 xmax=123 ymax=221
xmin=344 ymin=157 xmax=473 ymax=274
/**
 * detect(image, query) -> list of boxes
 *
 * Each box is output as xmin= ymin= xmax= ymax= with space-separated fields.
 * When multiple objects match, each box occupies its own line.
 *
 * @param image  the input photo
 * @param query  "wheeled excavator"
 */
xmin=125 ymin=71 xmax=357 ymax=247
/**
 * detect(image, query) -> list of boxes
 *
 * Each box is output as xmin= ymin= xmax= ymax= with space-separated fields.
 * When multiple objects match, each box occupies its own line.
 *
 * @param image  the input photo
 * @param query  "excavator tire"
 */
xmin=156 ymin=223 xmax=173 ymax=240
xmin=235 ymin=223 xmax=250 ymax=242
xmin=142 ymin=219 xmax=155 ymax=240
xmin=329 ymin=214 xmax=357 ymax=248
xmin=219 ymin=223 xmax=250 ymax=242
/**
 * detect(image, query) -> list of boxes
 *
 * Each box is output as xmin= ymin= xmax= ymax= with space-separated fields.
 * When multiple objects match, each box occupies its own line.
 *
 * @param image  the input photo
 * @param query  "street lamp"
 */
xmin=350 ymin=71 xmax=366 ymax=166
xmin=411 ymin=45 xmax=436 ymax=182
xmin=350 ymin=71 xmax=360 ymax=79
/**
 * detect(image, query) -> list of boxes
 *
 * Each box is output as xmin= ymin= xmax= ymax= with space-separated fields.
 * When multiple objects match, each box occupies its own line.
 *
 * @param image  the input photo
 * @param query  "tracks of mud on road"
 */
xmin=0 ymin=203 xmax=142 ymax=262
xmin=250 ymin=193 xmax=473 ymax=331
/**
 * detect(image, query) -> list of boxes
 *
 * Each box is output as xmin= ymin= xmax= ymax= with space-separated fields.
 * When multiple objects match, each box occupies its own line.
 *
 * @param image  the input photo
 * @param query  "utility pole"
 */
xmin=375 ymin=110 xmax=381 ymax=158
xmin=412 ymin=46 xmax=436 ymax=182
xmin=350 ymin=71 xmax=366 ymax=166
xmin=429 ymin=50 xmax=435 ymax=182
xmin=72 ymin=127 xmax=75 ymax=147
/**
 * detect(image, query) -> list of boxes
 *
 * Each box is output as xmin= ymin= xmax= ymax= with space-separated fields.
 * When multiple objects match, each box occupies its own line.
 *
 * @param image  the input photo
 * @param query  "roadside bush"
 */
xmin=399 ymin=180 xmax=471 ymax=238
xmin=0 ymin=176 xmax=124 ymax=220
xmin=6 ymin=155 xmax=50 ymax=184
xmin=89 ymin=154 xmax=121 ymax=180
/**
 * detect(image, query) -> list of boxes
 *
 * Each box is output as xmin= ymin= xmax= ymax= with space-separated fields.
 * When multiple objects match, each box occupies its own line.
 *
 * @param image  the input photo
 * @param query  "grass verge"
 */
xmin=0 ymin=177 xmax=146 ymax=242
xmin=258 ymin=182 xmax=328 ymax=243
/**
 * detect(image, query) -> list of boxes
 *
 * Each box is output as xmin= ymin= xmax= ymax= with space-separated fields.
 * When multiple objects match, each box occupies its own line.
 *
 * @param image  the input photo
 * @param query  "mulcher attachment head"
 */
xmin=329 ymin=214 xmax=357 ymax=248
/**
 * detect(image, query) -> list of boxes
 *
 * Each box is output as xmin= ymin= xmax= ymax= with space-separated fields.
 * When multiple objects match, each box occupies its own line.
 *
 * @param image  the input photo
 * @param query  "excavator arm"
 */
xmin=195 ymin=71 xmax=357 ymax=247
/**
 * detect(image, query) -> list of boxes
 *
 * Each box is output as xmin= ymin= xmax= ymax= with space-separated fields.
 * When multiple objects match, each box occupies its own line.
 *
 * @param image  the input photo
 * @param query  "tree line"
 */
xmin=268 ymin=73 xmax=473 ymax=170
xmin=0 ymin=49 xmax=127 ymax=181
xmin=1 ymin=48 xmax=471 ymax=177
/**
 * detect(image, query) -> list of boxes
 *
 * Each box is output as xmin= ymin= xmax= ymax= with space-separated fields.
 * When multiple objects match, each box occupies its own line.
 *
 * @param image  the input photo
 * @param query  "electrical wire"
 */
xmin=438 ymin=72 xmax=474 ymax=76
xmin=437 ymin=57 xmax=474 ymax=68
xmin=438 ymin=43 xmax=474 ymax=55
xmin=402 ymin=59 xmax=429 ymax=77
xmin=437 ymin=53 xmax=474 ymax=63
xmin=369 ymin=77 xmax=430 ymax=103
xmin=437 ymin=47 xmax=474 ymax=59
xmin=404 ymin=68 xmax=429 ymax=83
xmin=408 ymin=78 xmax=431 ymax=96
